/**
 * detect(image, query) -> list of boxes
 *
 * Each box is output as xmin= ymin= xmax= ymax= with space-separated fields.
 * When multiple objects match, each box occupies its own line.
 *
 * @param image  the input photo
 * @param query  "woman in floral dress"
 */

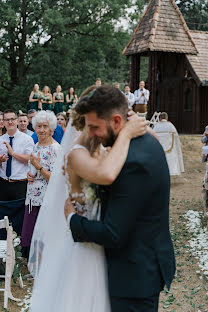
xmin=21 ymin=111 xmax=61 ymax=258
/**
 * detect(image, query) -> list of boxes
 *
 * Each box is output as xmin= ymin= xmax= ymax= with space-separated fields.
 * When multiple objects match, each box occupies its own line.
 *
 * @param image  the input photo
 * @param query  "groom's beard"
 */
xmin=101 ymin=125 xmax=117 ymax=147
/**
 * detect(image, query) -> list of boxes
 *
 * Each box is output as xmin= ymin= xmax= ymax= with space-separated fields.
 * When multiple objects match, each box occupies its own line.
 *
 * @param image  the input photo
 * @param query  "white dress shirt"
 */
xmin=124 ymin=92 xmax=135 ymax=107
xmin=0 ymin=129 xmax=34 ymax=180
xmin=134 ymin=88 xmax=150 ymax=104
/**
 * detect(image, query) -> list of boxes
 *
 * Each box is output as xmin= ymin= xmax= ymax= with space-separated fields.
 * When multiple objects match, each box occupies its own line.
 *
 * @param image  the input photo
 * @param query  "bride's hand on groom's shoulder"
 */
xmin=124 ymin=111 xmax=149 ymax=139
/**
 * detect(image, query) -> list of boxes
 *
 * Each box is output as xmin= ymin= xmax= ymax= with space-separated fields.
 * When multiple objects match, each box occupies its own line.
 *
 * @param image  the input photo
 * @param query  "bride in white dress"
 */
xmin=28 ymin=86 xmax=148 ymax=312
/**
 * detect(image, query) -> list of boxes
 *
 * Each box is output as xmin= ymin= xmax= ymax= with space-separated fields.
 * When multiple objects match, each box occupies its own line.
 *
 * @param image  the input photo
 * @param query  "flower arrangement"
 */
xmin=12 ymin=231 xmax=24 ymax=283
xmin=56 ymin=93 xmax=63 ymax=100
xmin=34 ymin=91 xmax=44 ymax=100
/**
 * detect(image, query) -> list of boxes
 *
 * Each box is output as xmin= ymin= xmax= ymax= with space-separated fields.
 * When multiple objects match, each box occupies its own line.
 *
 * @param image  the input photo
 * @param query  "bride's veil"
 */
xmin=28 ymin=118 xmax=80 ymax=278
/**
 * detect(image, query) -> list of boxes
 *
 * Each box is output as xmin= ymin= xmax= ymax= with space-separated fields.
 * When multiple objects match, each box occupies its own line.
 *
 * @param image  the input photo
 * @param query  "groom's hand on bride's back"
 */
xmin=64 ymin=197 xmax=76 ymax=220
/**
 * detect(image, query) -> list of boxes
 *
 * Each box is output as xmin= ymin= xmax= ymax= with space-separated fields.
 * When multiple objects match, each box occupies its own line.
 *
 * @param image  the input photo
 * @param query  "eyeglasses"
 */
xmin=4 ymin=118 xmax=17 ymax=122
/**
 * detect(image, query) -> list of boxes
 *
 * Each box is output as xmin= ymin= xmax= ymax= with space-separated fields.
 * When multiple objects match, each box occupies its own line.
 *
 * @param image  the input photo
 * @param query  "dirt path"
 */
xmin=1 ymin=135 xmax=208 ymax=311
xmin=159 ymin=135 xmax=208 ymax=312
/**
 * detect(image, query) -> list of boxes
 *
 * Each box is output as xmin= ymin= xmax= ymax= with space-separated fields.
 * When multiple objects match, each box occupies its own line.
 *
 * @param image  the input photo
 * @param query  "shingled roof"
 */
xmin=186 ymin=31 xmax=208 ymax=85
xmin=123 ymin=0 xmax=198 ymax=55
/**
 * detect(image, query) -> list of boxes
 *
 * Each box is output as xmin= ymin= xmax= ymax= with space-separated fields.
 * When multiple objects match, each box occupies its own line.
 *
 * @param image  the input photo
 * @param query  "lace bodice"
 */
xmin=65 ymin=144 xmax=101 ymax=220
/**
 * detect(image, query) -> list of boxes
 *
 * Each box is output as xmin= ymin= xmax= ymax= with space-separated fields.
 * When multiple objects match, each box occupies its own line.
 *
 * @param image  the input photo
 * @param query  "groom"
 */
xmin=65 ymin=85 xmax=175 ymax=311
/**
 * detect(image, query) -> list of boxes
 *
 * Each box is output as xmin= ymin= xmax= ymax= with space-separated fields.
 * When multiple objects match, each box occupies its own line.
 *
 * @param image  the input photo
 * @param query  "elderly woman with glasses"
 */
xmin=21 ymin=110 xmax=61 ymax=258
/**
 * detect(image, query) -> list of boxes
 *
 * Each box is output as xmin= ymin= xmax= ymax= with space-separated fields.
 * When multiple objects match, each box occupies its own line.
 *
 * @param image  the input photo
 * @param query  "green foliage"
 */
xmin=0 ymin=0 xmax=145 ymax=112
xmin=176 ymin=0 xmax=208 ymax=31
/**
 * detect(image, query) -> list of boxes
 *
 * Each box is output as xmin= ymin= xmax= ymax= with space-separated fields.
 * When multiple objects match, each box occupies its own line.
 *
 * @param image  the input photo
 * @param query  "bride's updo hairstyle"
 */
xmin=75 ymin=84 xmax=128 ymax=120
xmin=70 ymin=85 xmax=96 ymax=131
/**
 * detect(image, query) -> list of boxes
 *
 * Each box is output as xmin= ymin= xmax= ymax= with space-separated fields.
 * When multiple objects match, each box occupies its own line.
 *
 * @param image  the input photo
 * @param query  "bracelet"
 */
xmin=39 ymin=167 xmax=43 ymax=172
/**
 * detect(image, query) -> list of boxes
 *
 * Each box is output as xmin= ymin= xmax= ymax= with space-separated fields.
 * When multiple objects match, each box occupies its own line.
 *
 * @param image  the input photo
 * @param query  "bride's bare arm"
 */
xmin=68 ymin=116 xmax=148 ymax=185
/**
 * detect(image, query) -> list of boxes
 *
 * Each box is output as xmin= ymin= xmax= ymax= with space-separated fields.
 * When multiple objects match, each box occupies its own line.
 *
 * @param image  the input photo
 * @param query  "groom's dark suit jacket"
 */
xmin=70 ymin=133 xmax=176 ymax=298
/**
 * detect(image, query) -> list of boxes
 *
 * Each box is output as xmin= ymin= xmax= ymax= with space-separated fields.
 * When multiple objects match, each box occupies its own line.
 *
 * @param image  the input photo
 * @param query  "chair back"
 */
xmin=149 ymin=112 xmax=161 ymax=128
xmin=0 ymin=216 xmax=9 ymax=230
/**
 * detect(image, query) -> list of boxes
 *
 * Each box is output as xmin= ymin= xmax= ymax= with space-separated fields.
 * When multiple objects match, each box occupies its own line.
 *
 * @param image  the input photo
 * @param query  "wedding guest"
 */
xmin=114 ymin=82 xmax=121 ymax=89
xmin=95 ymin=78 xmax=102 ymax=87
xmin=124 ymin=84 xmax=135 ymax=108
xmin=21 ymin=110 xmax=61 ymax=258
xmin=153 ymin=112 xmax=184 ymax=176
xmin=201 ymin=125 xmax=208 ymax=146
xmin=41 ymin=86 xmax=53 ymax=111
xmin=28 ymin=109 xmax=37 ymax=132
xmin=66 ymin=87 xmax=78 ymax=111
xmin=18 ymin=113 xmax=33 ymax=136
xmin=53 ymin=85 xmax=64 ymax=115
xmin=0 ymin=112 xmax=6 ymax=136
xmin=0 ymin=110 xmax=34 ymax=201
xmin=32 ymin=124 xmax=64 ymax=144
xmin=134 ymin=81 xmax=150 ymax=114
xmin=29 ymin=84 xmax=42 ymax=110
xmin=57 ymin=112 xmax=67 ymax=131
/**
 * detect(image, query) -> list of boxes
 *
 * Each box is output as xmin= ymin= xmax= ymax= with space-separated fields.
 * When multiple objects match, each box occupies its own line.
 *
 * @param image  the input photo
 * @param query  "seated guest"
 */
xmin=32 ymin=123 xmax=64 ymax=144
xmin=0 ymin=112 xmax=6 ymax=136
xmin=0 ymin=109 xmax=34 ymax=201
xmin=153 ymin=112 xmax=184 ymax=176
xmin=201 ymin=125 xmax=208 ymax=145
xmin=124 ymin=84 xmax=135 ymax=108
xmin=114 ymin=82 xmax=121 ymax=90
xmin=57 ymin=112 xmax=67 ymax=131
xmin=21 ymin=110 xmax=61 ymax=258
xmin=28 ymin=109 xmax=37 ymax=132
xmin=18 ymin=113 xmax=33 ymax=136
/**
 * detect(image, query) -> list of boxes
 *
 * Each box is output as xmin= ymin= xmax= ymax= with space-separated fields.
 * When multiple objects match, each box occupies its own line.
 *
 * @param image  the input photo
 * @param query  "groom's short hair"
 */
xmin=75 ymin=84 xmax=128 ymax=119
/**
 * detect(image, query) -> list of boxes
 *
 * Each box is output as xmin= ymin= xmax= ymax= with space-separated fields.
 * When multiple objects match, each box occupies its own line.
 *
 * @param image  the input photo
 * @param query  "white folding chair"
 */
xmin=0 ymin=216 xmax=22 ymax=309
xmin=149 ymin=112 xmax=161 ymax=128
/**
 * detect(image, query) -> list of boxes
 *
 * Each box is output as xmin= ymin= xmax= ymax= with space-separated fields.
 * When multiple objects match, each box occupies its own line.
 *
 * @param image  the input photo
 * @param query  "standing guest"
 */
xmin=32 ymin=123 xmax=64 ymax=144
xmin=29 ymin=84 xmax=42 ymax=110
xmin=28 ymin=109 xmax=37 ymax=132
xmin=0 ymin=110 xmax=34 ymax=201
xmin=57 ymin=112 xmax=67 ymax=131
xmin=53 ymin=85 xmax=64 ymax=115
xmin=41 ymin=86 xmax=53 ymax=111
xmin=201 ymin=125 xmax=208 ymax=146
xmin=95 ymin=78 xmax=102 ymax=87
xmin=21 ymin=110 xmax=61 ymax=258
xmin=114 ymin=82 xmax=121 ymax=90
xmin=0 ymin=112 xmax=6 ymax=136
xmin=66 ymin=87 xmax=78 ymax=111
xmin=124 ymin=84 xmax=135 ymax=108
xmin=134 ymin=81 xmax=150 ymax=114
xmin=18 ymin=113 xmax=33 ymax=136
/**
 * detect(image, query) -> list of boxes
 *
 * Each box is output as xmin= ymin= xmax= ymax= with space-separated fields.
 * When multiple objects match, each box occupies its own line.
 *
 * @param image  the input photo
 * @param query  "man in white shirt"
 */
xmin=0 ymin=110 xmax=34 ymax=201
xmin=18 ymin=113 xmax=33 ymax=136
xmin=124 ymin=84 xmax=135 ymax=108
xmin=134 ymin=81 xmax=150 ymax=114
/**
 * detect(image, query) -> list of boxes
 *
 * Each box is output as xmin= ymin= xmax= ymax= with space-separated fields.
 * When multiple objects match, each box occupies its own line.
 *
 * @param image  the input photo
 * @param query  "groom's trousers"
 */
xmin=110 ymin=294 xmax=159 ymax=312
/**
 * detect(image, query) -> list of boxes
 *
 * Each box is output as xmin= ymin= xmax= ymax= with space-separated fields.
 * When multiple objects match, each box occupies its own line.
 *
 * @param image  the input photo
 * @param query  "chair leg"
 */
xmin=4 ymin=289 xmax=8 ymax=309
xmin=19 ymin=273 xmax=24 ymax=288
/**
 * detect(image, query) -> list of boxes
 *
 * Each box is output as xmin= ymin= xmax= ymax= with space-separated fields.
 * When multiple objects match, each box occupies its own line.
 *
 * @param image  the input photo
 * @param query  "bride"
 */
xmin=28 ymin=86 xmax=149 ymax=311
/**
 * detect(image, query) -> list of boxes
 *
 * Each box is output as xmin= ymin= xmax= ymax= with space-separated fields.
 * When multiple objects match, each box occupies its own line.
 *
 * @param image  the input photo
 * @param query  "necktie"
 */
xmin=6 ymin=136 xmax=14 ymax=178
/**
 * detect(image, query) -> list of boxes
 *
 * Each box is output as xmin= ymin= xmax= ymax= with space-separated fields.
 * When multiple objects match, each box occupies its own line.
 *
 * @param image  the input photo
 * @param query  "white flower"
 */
xmin=14 ymin=237 xmax=21 ymax=247
xmin=13 ymin=231 xmax=17 ymax=239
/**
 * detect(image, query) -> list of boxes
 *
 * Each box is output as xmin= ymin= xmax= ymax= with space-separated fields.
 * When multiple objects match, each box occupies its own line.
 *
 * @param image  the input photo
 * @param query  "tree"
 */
xmin=0 ymin=0 xmax=145 ymax=110
xmin=176 ymin=0 xmax=208 ymax=31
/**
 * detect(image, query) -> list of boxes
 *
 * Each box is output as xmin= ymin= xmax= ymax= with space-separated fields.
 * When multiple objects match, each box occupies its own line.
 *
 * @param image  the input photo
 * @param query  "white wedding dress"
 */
xmin=28 ymin=122 xmax=111 ymax=312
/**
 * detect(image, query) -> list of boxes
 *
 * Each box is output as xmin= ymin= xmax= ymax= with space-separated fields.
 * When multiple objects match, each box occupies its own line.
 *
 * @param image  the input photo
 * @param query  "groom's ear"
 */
xmin=111 ymin=114 xmax=122 ymax=131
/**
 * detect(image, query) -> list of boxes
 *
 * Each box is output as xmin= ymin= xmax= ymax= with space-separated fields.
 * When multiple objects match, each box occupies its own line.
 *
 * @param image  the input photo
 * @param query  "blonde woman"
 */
xmin=41 ymin=86 xmax=53 ymax=111
xmin=29 ymin=84 xmax=42 ymax=110
xmin=53 ymin=85 xmax=64 ymax=114
xmin=56 ymin=112 xmax=67 ymax=131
